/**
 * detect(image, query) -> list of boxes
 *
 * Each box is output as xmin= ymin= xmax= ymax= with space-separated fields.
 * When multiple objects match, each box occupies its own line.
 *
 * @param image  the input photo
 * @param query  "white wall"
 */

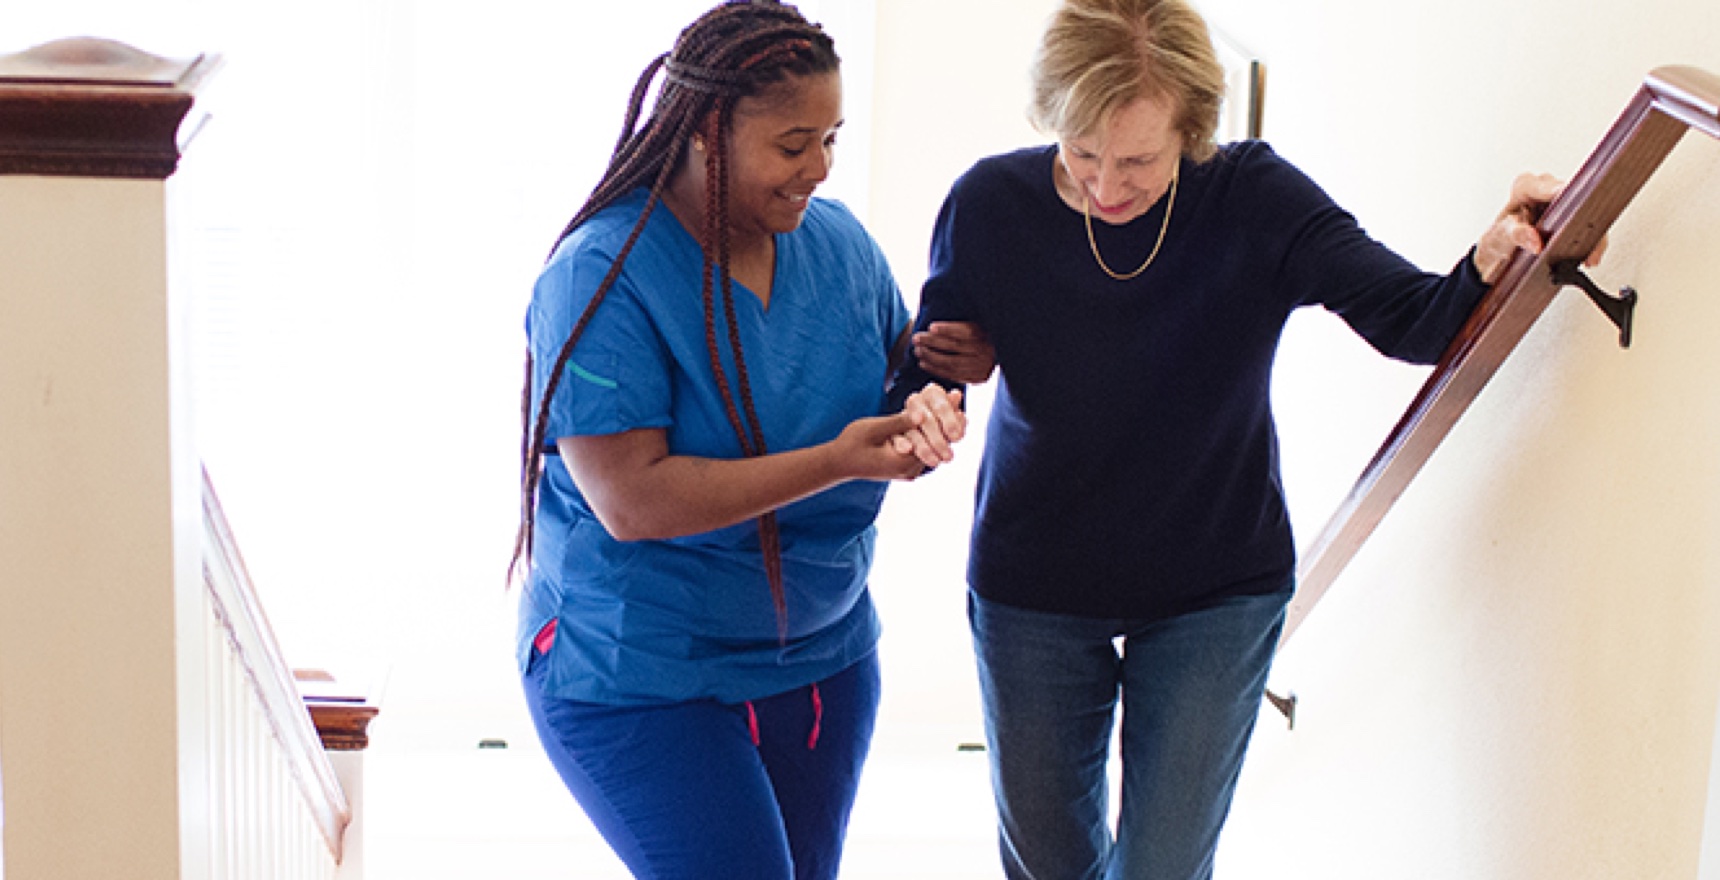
xmin=862 ymin=0 xmax=1059 ymax=745
xmin=868 ymin=0 xmax=1720 ymax=876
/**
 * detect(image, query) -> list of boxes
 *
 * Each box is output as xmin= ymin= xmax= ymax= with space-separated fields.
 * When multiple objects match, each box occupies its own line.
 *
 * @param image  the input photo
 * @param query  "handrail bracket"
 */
xmin=1551 ymin=260 xmax=1637 ymax=348
xmin=1265 ymin=687 xmax=1297 ymax=728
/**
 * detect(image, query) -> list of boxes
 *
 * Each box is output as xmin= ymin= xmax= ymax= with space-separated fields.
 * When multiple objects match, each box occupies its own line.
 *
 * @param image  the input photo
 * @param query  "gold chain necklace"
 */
xmin=1083 ymin=168 xmax=1178 ymax=281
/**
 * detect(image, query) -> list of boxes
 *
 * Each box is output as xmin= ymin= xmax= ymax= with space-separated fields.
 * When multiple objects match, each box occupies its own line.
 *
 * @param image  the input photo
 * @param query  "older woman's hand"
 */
xmin=914 ymin=321 xmax=996 ymax=384
xmin=889 ymin=384 xmax=967 ymax=469
xmin=1473 ymin=172 xmax=1609 ymax=284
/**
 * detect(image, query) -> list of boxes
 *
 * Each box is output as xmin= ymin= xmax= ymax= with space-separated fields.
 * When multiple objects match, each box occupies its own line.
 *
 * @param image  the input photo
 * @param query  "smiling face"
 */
xmin=1053 ymin=91 xmax=1185 ymax=225
xmin=718 ymin=70 xmax=843 ymax=241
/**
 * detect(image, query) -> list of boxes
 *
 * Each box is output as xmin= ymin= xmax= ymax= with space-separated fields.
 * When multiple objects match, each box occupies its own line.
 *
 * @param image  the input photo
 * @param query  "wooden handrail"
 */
xmin=1282 ymin=65 xmax=1720 ymax=652
xmin=202 ymin=466 xmax=353 ymax=859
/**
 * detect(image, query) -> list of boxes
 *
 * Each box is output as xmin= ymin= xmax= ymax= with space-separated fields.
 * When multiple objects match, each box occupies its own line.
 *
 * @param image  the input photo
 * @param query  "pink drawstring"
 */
xmin=744 ymin=684 xmax=823 ymax=750
xmin=807 ymin=683 xmax=823 ymax=750
xmin=537 ymin=620 xmax=823 ymax=752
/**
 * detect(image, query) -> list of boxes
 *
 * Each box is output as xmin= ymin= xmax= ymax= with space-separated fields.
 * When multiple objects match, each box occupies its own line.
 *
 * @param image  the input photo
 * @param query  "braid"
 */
xmin=510 ymin=1 xmax=838 ymax=641
xmin=509 ymin=113 xmax=692 ymax=588
xmin=702 ymin=94 xmax=791 ymax=636
xmin=615 ymin=53 xmax=668 ymax=158
xmin=701 ymin=101 xmax=753 ymax=456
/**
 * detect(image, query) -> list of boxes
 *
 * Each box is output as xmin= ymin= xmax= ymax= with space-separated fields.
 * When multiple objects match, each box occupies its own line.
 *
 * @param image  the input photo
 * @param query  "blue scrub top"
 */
xmin=519 ymin=188 xmax=910 ymax=705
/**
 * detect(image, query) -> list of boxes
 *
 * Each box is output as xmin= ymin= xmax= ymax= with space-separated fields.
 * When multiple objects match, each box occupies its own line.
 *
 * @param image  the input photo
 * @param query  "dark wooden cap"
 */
xmin=0 ymin=37 xmax=221 ymax=179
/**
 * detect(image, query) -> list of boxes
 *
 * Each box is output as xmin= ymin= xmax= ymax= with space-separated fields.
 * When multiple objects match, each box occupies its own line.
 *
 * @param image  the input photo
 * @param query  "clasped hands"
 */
xmin=864 ymin=321 xmax=999 ymax=478
xmin=888 ymin=384 xmax=967 ymax=473
xmin=833 ymin=382 xmax=969 ymax=483
xmin=886 ymin=319 xmax=1002 ymax=474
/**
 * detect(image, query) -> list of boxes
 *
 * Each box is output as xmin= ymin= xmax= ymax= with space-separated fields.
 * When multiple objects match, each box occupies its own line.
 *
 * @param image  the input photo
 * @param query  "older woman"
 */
xmin=893 ymin=0 xmax=1586 ymax=877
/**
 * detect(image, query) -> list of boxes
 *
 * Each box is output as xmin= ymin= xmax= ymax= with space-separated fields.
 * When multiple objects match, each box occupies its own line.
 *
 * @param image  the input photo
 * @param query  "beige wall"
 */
xmin=0 ymin=176 xmax=206 ymax=879
xmin=868 ymin=0 xmax=1720 ymax=876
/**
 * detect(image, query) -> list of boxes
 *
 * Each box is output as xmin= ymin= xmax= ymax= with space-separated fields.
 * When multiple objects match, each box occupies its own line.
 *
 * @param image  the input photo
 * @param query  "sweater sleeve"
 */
xmin=1259 ymin=145 xmax=1488 ymax=365
xmin=885 ymin=183 xmax=979 ymax=412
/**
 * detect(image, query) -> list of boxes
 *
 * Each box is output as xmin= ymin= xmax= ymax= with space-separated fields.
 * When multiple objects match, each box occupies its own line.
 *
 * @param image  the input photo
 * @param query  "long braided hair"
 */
xmin=508 ymin=1 xmax=840 ymax=638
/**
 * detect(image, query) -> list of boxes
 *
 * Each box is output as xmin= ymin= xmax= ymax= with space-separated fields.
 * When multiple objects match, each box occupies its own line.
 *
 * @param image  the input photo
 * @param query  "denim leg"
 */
xmin=1111 ymin=584 xmax=1290 ymax=880
xmin=971 ymin=591 xmax=1124 ymax=880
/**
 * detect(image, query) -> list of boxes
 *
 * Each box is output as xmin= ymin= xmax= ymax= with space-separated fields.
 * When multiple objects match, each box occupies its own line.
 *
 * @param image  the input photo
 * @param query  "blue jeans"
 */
xmin=970 ymin=582 xmax=1291 ymax=880
xmin=522 ymin=649 xmax=881 ymax=880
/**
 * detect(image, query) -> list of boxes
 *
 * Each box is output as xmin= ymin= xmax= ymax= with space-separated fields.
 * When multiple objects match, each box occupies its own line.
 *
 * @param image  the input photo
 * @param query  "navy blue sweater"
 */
xmin=888 ymin=141 xmax=1487 ymax=620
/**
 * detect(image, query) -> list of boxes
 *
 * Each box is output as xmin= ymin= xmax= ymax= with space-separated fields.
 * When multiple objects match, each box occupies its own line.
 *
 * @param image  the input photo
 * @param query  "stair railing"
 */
xmin=1269 ymin=66 xmax=1720 ymax=724
xmin=201 ymin=467 xmax=353 ymax=875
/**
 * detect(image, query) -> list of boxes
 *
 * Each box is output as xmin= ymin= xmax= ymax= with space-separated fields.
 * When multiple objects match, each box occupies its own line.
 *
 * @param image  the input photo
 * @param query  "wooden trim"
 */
xmin=294 ymin=666 xmax=385 ymax=751
xmin=0 ymin=37 xmax=220 ymax=179
xmin=202 ymin=467 xmax=352 ymax=860
xmin=305 ymin=700 xmax=384 ymax=751
xmin=1282 ymin=66 xmax=1720 ymax=650
xmin=1246 ymin=60 xmax=1267 ymax=140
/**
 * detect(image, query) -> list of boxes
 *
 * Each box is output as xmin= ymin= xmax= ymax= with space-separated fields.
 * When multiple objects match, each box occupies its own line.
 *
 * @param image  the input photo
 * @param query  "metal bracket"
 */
xmin=1265 ymin=688 xmax=1297 ymax=730
xmin=1551 ymin=260 xmax=1637 ymax=348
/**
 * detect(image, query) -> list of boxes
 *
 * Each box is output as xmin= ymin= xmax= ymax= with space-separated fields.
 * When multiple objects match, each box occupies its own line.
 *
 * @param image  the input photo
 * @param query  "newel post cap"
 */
xmin=0 ymin=36 xmax=222 ymax=179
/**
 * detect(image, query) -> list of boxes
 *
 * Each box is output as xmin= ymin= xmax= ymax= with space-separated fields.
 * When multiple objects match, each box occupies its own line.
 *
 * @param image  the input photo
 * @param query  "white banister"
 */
xmin=202 ymin=468 xmax=351 ymax=875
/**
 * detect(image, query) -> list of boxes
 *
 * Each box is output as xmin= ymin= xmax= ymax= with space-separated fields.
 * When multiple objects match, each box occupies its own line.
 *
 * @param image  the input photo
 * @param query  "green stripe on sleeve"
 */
xmin=569 ymin=363 xmax=618 ymax=389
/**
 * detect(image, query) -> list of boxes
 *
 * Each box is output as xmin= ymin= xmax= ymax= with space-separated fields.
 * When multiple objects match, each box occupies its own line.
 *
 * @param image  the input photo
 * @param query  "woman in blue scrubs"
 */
xmin=508 ymin=3 xmax=965 ymax=879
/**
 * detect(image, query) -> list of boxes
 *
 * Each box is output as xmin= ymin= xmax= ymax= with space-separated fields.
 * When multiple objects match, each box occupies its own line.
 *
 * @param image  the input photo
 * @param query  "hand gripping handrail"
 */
xmin=1267 ymin=66 xmax=1720 ymax=726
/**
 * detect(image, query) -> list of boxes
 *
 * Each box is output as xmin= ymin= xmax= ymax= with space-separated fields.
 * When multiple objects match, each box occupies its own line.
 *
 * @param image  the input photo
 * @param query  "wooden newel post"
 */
xmin=0 ymin=37 xmax=219 ymax=880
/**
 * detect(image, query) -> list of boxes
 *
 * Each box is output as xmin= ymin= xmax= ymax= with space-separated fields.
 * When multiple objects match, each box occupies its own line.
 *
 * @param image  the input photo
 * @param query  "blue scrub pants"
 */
xmin=969 ymin=581 xmax=1290 ymax=880
xmin=522 ymin=649 xmax=881 ymax=880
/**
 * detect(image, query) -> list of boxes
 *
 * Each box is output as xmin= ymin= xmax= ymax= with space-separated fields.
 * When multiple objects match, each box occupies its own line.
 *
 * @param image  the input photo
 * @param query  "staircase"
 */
xmin=0 ymin=37 xmax=370 ymax=880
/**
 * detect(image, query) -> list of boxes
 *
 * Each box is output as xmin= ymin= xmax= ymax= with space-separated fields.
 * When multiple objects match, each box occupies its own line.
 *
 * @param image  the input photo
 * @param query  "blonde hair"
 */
xmin=1028 ymin=0 xmax=1225 ymax=163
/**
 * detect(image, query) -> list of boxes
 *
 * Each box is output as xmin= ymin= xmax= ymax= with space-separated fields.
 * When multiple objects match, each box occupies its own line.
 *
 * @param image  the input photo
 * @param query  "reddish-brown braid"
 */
xmin=510 ymin=2 xmax=837 ymax=641
xmin=695 ymin=38 xmax=817 ymax=635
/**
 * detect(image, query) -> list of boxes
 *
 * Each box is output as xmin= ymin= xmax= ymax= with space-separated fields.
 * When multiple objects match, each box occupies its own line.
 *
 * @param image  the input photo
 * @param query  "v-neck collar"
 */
xmin=654 ymin=193 xmax=781 ymax=313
